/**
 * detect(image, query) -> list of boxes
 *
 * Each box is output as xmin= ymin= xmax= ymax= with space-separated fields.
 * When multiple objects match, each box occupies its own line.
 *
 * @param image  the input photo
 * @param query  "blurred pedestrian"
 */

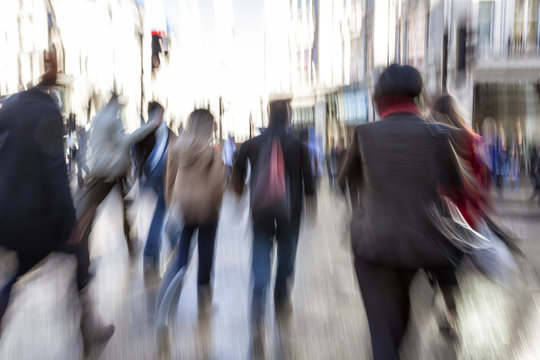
xmin=338 ymin=64 xmax=465 ymax=360
xmin=73 ymin=94 xmax=162 ymax=261
xmin=0 ymin=48 xmax=114 ymax=354
xmin=76 ymin=126 xmax=90 ymax=189
xmin=222 ymin=134 xmax=237 ymax=185
xmin=528 ymin=146 xmax=540 ymax=204
xmin=232 ymin=100 xmax=316 ymax=348
xmin=158 ymin=109 xmax=225 ymax=311
xmin=430 ymin=93 xmax=492 ymax=337
xmin=141 ymin=101 xmax=179 ymax=275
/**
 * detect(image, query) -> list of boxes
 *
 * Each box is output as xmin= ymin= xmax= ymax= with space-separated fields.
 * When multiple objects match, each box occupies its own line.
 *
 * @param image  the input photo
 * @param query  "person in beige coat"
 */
xmin=160 ymin=109 xmax=225 ymax=310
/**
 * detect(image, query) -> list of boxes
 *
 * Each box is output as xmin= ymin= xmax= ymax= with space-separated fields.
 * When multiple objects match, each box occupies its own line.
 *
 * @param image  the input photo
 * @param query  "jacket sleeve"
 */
xmin=232 ymin=141 xmax=249 ymax=195
xmin=300 ymin=143 xmax=316 ymax=197
xmin=338 ymin=127 xmax=363 ymax=196
xmin=35 ymin=103 xmax=76 ymax=244
xmin=126 ymin=119 xmax=160 ymax=146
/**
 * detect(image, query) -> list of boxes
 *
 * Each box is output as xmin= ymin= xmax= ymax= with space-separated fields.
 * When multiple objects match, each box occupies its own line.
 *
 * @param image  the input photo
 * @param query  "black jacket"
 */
xmin=0 ymin=87 xmax=75 ymax=254
xmin=233 ymin=129 xmax=315 ymax=223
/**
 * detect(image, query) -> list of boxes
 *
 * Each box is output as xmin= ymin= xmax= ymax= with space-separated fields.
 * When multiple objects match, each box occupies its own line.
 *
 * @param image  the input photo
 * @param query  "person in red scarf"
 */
xmin=339 ymin=65 xmax=465 ymax=360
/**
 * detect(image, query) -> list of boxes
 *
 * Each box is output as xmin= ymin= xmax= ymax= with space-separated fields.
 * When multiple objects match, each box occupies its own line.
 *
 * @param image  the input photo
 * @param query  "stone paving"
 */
xmin=1 ymin=179 xmax=540 ymax=359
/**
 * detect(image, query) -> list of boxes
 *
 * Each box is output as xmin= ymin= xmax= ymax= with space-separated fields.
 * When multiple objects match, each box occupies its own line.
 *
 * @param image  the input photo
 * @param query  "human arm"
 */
xmin=232 ymin=141 xmax=249 ymax=195
xmin=337 ymin=128 xmax=363 ymax=204
xmin=126 ymin=107 xmax=163 ymax=145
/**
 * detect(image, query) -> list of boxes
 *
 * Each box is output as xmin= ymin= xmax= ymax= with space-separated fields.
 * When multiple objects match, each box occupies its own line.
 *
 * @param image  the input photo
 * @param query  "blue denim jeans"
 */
xmin=143 ymin=185 xmax=167 ymax=268
xmin=158 ymin=222 xmax=218 ymax=303
xmin=250 ymin=216 xmax=300 ymax=323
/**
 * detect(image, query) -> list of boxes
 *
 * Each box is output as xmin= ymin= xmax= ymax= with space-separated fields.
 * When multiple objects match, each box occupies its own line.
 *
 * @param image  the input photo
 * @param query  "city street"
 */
xmin=1 ymin=179 xmax=540 ymax=359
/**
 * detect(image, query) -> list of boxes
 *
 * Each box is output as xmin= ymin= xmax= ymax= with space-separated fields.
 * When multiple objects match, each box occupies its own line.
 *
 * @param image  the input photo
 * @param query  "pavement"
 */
xmin=1 ymin=178 xmax=540 ymax=359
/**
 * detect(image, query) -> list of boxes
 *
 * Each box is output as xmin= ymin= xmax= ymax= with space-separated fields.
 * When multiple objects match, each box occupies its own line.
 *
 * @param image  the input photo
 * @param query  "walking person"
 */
xmin=141 ymin=101 xmax=179 ymax=275
xmin=232 ymin=100 xmax=316 ymax=347
xmin=76 ymin=126 xmax=90 ymax=189
xmin=430 ymin=93 xmax=492 ymax=337
xmin=0 ymin=48 xmax=114 ymax=354
xmin=73 ymin=94 xmax=162 ymax=261
xmin=528 ymin=147 xmax=540 ymax=204
xmin=158 ymin=109 xmax=225 ymax=313
xmin=222 ymin=134 xmax=237 ymax=185
xmin=338 ymin=64 xmax=467 ymax=360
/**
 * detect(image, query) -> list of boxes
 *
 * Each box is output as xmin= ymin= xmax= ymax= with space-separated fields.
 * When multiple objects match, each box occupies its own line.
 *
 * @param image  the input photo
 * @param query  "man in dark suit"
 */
xmin=339 ymin=64 xmax=464 ymax=360
xmin=232 ymin=100 xmax=316 ymax=342
xmin=0 ymin=48 xmax=114 ymax=354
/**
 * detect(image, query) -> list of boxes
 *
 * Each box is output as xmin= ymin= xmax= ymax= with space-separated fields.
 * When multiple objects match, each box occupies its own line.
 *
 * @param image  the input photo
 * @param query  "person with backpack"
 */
xmin=232 ymin=99 xmax=316 ymax=346
xmin=158 ymin=109 xmax=225 ymax=312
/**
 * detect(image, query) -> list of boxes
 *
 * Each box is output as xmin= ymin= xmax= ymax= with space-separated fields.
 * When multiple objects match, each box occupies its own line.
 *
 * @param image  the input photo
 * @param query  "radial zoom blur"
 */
xmin=1 ymin=1 xmax=540 ymax=360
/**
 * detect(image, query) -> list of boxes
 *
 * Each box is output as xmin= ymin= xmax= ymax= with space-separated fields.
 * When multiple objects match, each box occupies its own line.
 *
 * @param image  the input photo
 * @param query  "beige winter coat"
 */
xmin=165 ymin=134 xmax=225 ymax=224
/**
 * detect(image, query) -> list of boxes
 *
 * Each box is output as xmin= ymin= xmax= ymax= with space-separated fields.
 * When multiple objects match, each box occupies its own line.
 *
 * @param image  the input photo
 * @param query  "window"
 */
xmin=478 ymin=1 xmax=493 ymax=57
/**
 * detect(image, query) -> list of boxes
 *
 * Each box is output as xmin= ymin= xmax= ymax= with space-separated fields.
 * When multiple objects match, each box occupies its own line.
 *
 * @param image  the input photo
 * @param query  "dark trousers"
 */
xmin=250 ymin=216 xmax=300 ymax=323
xmin=0 ymin=238 xmax=92 ymax=326
xmin=158 ymin=222 xmax=218 ymax=302
xmin=77 ymin=176 xmax=133 ymax=253
xmin=353 ymin=257 xmax=417 ymax=360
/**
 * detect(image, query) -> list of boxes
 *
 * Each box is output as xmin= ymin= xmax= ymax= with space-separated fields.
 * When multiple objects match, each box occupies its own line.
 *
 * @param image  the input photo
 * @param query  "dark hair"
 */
xmin=268 ymin=99 xmax=291 ymax=130
xmin=374 ymin=64 xmax=423 ymax=100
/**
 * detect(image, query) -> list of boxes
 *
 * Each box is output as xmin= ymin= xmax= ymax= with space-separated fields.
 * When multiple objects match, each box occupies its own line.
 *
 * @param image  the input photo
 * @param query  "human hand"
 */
xmin=149 ymin=107 xmax=164 ymax=128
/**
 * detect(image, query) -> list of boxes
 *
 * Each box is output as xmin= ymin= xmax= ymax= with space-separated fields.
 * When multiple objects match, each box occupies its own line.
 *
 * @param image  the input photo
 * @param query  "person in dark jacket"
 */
xmin=232 ymin=99 xmax=316 ymax=346
xmin=0 ymin=48 xmax=114 ymax=354
xmin=338 ymin=64 xmax=464 ymax=360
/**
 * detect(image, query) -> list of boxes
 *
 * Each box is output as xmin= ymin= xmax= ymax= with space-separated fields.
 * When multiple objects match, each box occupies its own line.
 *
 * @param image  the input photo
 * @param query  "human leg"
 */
xmin=250 ymin=220 xmax=275 ymax=325
xmin=274 ymin=218 xmax=300 ymax=306
xmin=196 ymin=223 xmax=218 ymax=310
xmin=353 ymin=257 xmax=417 ymax=360
xmin=118 ymin=177 xmax=136 ymax=256
xmin=143 ymin=187 xmax=167 ymax=268
xmin=158 ymin=224 xmax=196 ymax=302
xmin=0 ymin=253 xmax=46 ymax=328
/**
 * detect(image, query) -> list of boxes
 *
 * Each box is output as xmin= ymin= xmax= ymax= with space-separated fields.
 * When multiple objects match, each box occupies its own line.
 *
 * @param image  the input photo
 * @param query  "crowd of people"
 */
xmin=0 ymin=49 xmax=523 ymax=360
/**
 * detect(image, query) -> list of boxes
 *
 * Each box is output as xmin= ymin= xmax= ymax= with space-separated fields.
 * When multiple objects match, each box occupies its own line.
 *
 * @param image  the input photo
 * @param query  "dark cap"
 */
xmin=374 ymin=64 xmax=423 ymax=100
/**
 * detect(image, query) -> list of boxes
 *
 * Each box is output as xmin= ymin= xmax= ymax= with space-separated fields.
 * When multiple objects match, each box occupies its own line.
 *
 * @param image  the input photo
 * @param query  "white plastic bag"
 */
xmin=471 ymin=220 xmax=522 ymax=290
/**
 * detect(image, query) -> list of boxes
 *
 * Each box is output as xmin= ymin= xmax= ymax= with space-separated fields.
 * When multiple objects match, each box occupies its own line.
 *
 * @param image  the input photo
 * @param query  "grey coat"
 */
xmin=339 ymin=114 xmax=463 ymax=269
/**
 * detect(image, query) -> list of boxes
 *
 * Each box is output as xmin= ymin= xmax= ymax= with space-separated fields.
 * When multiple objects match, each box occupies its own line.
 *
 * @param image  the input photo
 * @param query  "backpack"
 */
xmin=251 ymin=136 xmax=290 ymax=221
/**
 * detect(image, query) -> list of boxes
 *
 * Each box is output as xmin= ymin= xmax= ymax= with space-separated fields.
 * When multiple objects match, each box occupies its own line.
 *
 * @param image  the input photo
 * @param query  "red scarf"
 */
xmin=376 ymin=95 xmax=421 ymax=119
